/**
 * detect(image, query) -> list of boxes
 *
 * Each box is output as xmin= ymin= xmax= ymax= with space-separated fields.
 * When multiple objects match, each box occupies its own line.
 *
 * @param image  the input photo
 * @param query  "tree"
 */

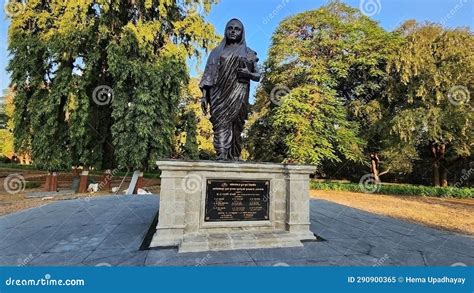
xmin=0 ymin=89 xmax=14 ymax=158
xmin=7 ymin=0 xmax=219 ymax=175
xmin=106 ymin=0 xmax=217 ymax=169
xmin=176 ymin=77 xmax=214 ymax=160
xmin=182 ymin=110 xmax=200 ymax=159
xmin=386 ymin=21 xmax=473 ymax=186
xmin=248 ymin=1 xmax=400 ymax=169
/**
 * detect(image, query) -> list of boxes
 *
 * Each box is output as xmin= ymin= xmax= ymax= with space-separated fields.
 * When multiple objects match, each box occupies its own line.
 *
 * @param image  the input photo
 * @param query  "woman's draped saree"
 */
xmin=200 ymin=19 xmax=259 ymax=160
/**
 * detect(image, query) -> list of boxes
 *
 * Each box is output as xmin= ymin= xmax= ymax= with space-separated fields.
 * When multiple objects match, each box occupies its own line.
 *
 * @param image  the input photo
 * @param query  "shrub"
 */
xmin=311 ymin=181 xmax=474 ymax=199
xmin=25 ymin=181 xmax=41 ymax=189
xmin=0 ymin=156 xmax=11 ymax=163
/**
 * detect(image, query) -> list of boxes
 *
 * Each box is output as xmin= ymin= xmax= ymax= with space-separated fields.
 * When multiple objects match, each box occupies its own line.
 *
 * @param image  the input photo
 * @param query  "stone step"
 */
xmin=179 ymin=231 xmax=304 ymax=253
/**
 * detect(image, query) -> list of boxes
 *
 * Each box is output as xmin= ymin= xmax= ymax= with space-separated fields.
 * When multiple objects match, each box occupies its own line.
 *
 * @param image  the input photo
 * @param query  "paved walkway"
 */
xmin=1 ymin=195 xmax=473 ymax=266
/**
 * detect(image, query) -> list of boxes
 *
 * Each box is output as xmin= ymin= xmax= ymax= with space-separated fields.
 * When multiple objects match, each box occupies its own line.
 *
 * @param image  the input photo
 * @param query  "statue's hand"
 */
xmin=237 ymin=67 xmax=252 ymax=80
xmin=200 ymin=97 xmax=208 ymax=115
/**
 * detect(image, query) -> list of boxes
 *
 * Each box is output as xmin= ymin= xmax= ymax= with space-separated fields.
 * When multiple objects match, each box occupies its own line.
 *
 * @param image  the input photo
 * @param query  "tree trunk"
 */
xmin=101 ymin=169 xmax=113 ymax=191
xmin=432 ymin=160 xmax=440 ymax=186
xmin=439 ymin=144 xmax=448 ymax=187
xmin=431 ymin=143 xmax=448 ymax=187
xmin=370 ymin=153 xmax=381 ymax=182
xmin=440 ymin=166 xmax=448 ymax=187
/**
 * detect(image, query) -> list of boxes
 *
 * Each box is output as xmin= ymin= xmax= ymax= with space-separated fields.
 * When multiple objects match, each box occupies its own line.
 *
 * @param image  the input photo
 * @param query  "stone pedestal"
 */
xmin=150 ymin=160 xmax=316 ymax=253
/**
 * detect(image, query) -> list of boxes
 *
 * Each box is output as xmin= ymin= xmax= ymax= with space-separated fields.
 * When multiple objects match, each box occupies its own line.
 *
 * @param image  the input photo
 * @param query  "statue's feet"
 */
xmin=216 ymin=154 xmax=228 ymax=161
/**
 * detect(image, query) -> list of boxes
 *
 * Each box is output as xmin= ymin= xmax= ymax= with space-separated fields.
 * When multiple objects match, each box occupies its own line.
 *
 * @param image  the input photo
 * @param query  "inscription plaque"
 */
xmin=204 ymin=179 xmax=270 ymax=222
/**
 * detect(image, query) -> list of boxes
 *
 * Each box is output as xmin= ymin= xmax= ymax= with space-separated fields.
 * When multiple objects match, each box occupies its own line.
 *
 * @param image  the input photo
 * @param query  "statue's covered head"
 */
xmin=225 ymin=19 xmax=245 ymax=44
xmin=199 ymin=18 xmax=250 ymax=89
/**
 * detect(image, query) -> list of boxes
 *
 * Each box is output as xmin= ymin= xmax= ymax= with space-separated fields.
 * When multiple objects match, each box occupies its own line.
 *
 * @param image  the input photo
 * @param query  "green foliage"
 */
xmin=25 ymin=181 xmax=42 ymax=189
xmin=0 ymin=156 xmax=12 ymax=163
xmin=248 ymin=1 xmax=399 ymax=166
xmin=267 ymin=86 xmax=363 ymax=164
xmin=248 ymin=2 xmax=472 ymax=186
xmin=182 ymin=111 xmax=200 ymax=160
xmin=0 ymin=89 xmax=14 ymax=157
xmin=386 ymin=22 xmax=473 ymax=162
xmin=108 ymin=39 xmax=187 ymax=169
xmin=0 ymin=163 xmax=37 ymax=170
xmin=6 ymin=0 xmax=471 ymax=190
xmin=7 ymin=0 xmax=219 ymax=171
xmin=312 ymin=181 xmax=474 ymax=199
xmin=175 ymin=77 xmax=214 ymax=160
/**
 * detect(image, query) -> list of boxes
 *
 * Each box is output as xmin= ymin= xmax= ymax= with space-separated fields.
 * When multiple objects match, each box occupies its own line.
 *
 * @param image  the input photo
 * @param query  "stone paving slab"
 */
xmin=145 ymin=249 xmax=254 ymax=266
xmin=0 ymin=195 xmax=473 ymax=266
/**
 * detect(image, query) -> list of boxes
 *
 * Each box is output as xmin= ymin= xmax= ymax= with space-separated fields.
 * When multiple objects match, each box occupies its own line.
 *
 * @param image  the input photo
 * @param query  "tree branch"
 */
xmin=379 ymin=168 xmax=391 ymax=177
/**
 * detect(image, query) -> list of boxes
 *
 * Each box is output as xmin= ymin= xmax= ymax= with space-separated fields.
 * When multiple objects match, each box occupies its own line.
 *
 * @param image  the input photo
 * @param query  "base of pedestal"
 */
xmin=179 ymin=230 xmax=308 ymax=253
xmin=150 ymin=160 xmax=316 ymax=253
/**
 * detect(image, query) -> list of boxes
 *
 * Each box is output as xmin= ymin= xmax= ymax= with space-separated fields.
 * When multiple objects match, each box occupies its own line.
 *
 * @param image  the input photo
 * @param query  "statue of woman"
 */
xmin=200 ymin=19 xmax=261 ymax=161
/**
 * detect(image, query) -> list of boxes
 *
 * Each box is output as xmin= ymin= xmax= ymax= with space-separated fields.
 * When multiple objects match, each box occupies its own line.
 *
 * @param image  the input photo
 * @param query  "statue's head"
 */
xmin=225 ymin=19 xmax=244 ymax=44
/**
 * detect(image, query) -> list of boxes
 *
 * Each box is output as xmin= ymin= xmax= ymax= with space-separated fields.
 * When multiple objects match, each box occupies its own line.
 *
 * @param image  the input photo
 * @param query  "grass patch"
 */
xmin=25 ymin=181 xmax=41 ymax=189
xmin=311 ymin=181 xmax=474 ymax=199
xmin=0 ymin=163 xmax=38 ymax=170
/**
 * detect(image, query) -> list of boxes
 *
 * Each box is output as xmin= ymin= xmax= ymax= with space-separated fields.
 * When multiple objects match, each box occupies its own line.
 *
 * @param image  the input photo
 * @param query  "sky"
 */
xmin=0 ymin=0 xmax=472 ymax=97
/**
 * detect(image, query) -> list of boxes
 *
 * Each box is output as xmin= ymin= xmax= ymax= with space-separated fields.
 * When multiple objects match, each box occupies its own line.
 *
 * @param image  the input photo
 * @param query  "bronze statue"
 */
xmin=200 ymin=19 xmax=261 ymax=161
